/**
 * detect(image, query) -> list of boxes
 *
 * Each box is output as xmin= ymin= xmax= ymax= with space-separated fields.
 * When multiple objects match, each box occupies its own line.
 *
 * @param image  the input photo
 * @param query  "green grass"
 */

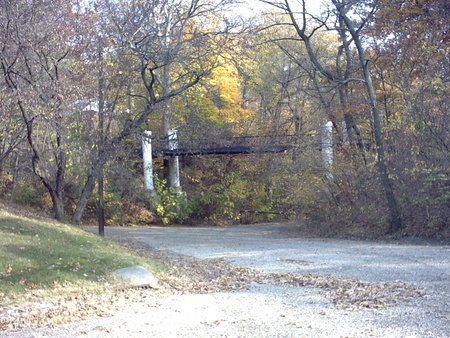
xmin=0 ymin=205 xmax=163 ymax=304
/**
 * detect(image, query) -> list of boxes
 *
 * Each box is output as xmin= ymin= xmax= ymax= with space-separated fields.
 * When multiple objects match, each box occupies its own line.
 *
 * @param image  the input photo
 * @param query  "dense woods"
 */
xmin=0 ymin=0 xmax=448 ymax=239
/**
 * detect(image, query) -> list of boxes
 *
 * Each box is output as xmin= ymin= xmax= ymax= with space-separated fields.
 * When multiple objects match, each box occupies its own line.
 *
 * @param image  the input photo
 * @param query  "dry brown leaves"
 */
xmin=0 ymin=239 xmax=423 ymax=331
xmin=118 ymin=240 xmax=423 ymax=310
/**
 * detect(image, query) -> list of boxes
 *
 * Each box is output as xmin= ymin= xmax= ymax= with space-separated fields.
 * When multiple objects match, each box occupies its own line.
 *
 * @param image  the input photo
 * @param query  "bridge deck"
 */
xmin=151 ymin=134 xmax=297 ymax=157
xmin=159 ymin=145 xmax=291 ymax=157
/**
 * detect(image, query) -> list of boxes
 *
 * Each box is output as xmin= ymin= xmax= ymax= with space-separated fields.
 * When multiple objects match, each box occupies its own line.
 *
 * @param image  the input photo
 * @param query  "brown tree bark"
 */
xmin=333 ymin=0 xmax=401 ymax=232
xmin=21 ymin=104 xmax=66 ymax=222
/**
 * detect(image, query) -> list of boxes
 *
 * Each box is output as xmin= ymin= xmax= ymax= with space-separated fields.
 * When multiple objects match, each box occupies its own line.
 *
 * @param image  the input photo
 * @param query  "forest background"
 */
xmin=0 ymin=0 xmax=448 ymax=239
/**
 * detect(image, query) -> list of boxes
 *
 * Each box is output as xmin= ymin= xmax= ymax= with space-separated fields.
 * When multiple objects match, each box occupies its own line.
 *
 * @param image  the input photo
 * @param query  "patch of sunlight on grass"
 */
xmin=0 ymin=206 xmax=164 ymax=305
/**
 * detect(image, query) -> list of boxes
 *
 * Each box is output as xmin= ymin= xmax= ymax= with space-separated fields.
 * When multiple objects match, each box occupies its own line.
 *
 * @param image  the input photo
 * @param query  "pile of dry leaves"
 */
xmin=0 ymin=239 xmax=423 ymax=331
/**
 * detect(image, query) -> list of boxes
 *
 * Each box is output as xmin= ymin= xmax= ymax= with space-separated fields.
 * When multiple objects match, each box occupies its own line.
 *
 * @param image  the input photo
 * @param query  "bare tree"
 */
xmin=261 ymin=0 xmax=366 ymax=151
xmin=261 ymin=0 xmax=401 ymax=232
xmin=71 ymin=0 xmax=237 ymax=223
xmin=0 ymin=0 xmax=88 ymax=221
xmin=331 ymin=0 xmax=401 ymax=232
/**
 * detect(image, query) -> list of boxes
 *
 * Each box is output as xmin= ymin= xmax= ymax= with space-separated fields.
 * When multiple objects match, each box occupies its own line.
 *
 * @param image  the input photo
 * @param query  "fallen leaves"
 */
xmin=0 ymin=239 xmax=424 ymax=332
xmin=118 ymin=239 xmax=424 ymax=310
xmin=331 ymin=279 xmax=423 ymax=310
xmin=0 ymin=290 xmax=119 ymax=331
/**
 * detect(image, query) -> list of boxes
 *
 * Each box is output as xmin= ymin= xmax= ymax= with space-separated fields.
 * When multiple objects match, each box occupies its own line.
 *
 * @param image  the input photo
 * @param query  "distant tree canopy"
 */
xmin=0 ymin=0 xmax=448 ymax=239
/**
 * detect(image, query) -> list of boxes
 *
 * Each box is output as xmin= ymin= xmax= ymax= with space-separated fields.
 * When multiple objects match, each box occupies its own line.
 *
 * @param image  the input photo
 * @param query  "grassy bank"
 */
xmin=0 ymin=204 xmax=163 ymax=305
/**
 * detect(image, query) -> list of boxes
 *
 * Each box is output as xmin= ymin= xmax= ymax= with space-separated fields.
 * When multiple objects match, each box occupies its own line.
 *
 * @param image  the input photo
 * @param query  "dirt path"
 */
xmin=3 ymin=223 xmax=450 ymax=337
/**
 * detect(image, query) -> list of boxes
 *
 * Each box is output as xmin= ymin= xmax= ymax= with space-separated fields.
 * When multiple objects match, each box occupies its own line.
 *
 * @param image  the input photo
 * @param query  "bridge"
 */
xmin=151 ymin=134 xmax=298 ymax=157
xmin=142 ymin=130 xmax=330 ymax=193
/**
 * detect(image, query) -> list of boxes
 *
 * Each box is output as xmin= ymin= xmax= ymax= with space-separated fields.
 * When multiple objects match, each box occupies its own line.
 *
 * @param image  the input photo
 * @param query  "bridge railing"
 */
xmin=151 ymin=134 xmax=300 ymax=156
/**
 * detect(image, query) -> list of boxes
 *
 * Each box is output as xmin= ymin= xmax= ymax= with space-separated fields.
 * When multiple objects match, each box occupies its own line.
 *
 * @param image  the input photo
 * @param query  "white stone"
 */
xmin=114 ymin=266 xmax=159 ymax=288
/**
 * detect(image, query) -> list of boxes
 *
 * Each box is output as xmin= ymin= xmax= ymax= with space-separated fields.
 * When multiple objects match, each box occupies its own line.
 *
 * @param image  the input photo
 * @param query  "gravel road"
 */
xmin=3 ymin=223 xmax=450 ymax=337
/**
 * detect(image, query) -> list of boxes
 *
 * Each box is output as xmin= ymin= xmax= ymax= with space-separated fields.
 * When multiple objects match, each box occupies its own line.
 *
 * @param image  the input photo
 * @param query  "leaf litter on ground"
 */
xmin=0 ymin=238 xmax=423 ymax=331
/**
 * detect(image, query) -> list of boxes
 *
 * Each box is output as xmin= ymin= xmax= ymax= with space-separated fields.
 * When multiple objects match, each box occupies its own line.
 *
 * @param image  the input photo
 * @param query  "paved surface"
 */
xmin=101 ymin=223 xmax=449 ymax=291
xmin=5 ymin=223 xmax=450 ymax=338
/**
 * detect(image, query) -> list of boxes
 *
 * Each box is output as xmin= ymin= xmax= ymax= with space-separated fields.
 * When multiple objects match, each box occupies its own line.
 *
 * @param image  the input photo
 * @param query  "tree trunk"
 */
xmin=21 ymin=99 xmax=67 ymax=223
xmin=98 ymin=167 xmax=105 ymax=236
xmin=97 ymin=35 xmax=106 ymax=236
xmin=336 ymin=2 xmax=402 ymax=232
xmin=344 ymin=113 xmax=367 ymax=164
xmin=71 ymin=166 xmax=98 ymax=224
xmin=32 ymin=156 xmax=66 ymax=222
xmin=362 ymin=67 xmax=401 ymax=232
xmin=52 ymin=189 xmax=65 ymax=222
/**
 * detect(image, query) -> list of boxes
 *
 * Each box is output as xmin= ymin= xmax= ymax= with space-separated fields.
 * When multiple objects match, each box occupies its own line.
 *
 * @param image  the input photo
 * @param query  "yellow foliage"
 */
xmin=206 ymin=60 xmax=253 ymax=124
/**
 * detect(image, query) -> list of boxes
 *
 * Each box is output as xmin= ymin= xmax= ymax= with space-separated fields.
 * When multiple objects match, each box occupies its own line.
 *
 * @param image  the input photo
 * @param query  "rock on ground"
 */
xmin=113 ymin=266 xmax=159 ymax=288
